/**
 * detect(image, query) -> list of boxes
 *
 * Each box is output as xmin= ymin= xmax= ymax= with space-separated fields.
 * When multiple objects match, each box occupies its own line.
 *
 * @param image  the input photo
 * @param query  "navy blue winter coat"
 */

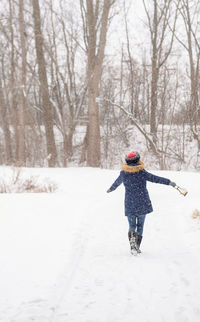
xmin=109 ymin=161 xmax=170 ymax=217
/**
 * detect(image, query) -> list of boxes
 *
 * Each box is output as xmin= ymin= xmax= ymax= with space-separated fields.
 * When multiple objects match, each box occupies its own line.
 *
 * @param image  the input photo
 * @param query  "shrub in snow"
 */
xmin=0 ymin=168 xmax=57 ymax=193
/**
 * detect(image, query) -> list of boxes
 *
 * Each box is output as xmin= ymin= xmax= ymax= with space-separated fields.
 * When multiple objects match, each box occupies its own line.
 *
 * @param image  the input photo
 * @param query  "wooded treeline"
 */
xmin=0 ymin=0 xmax=200 ymax=170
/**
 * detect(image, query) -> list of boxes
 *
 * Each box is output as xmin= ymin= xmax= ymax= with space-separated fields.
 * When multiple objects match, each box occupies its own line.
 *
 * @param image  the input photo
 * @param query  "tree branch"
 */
xmin=105 ymin=99 xmax=160 ymax=155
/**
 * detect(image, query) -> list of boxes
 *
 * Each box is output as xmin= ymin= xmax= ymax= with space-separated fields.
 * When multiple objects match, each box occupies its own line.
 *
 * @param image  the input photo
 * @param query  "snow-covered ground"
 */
xmin=0 ymin=166 xmax=200 ymax=322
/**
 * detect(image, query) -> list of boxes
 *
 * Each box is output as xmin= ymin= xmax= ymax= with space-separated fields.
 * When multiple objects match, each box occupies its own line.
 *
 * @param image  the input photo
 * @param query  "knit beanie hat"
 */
xmin=125 ymin=151 xmax=140 ymax=164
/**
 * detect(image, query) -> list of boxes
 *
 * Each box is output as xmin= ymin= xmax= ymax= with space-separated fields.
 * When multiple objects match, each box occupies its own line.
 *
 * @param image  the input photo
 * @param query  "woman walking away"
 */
xmin=107 ymin=151 xmax=177 ymax=255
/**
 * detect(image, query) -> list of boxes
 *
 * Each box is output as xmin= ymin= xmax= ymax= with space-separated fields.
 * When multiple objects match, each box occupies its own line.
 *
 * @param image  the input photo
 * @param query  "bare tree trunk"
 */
xmin=184 ymin=1 xmax=199 ymax=127
xmin=86 ymin=0 xmax=114 ymax=167
xmin=124 ymin=5 xmax=138 ymax=118
xmin=9 ymin=0 xmax=19 ymax=162
xmin=143 ymin=0 xmax=178 ymax=144
xmin=0 ymin=76 xmax=12 ymax=164
xmin=150 ymin=0 xmax=159 ymax=143
xmin=18 ymin=0 xmax=26 ymax=165
xmin=32 ymin=0 xmax=57 ymax=167
xmin=177 ymin=0 xmax=200 ymax=151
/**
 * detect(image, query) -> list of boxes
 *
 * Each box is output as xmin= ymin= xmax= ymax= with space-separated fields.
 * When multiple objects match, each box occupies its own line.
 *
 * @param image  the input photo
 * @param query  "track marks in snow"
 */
xmin=49 ymin=199 xmax=98 ymax=322
xmin=51 ymin=203 xmax=200 ymax=322
xmin=1 ymin=169 xmax=200 ymax=322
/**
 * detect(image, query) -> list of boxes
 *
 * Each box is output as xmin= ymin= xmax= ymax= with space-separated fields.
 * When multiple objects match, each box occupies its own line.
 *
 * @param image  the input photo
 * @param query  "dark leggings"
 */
xmin=127 ymin=214 xmax=146 ymax=236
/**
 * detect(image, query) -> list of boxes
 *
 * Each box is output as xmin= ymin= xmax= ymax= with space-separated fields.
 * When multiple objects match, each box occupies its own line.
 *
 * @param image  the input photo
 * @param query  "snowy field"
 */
xmin=0 ymin=166 xmax=200 ymax=322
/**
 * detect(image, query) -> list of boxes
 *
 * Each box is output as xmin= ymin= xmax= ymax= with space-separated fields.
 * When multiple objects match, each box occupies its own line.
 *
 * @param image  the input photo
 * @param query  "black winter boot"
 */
xmin=136 ymin=235 xmax=143 ymax=253
xmin=128 ymin=231 xmax=137 ymax=255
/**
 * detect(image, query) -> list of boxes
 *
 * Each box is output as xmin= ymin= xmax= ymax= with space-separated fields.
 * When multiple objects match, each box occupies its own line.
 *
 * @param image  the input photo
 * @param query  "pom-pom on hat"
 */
xmin=125 ymin=151 xmax=140 ymax=164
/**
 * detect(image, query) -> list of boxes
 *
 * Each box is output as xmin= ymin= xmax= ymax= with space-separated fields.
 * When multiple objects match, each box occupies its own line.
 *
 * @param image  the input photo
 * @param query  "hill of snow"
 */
xmin=0 ymin=166 xmax=200 ymax=322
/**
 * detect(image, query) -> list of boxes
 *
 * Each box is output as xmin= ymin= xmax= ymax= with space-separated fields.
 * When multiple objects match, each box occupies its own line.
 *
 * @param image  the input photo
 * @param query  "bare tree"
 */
xmin=177 ymin=0 xmax=200 ymax=150
xmin=44 ymin=0 xmax=88 ymax=166
xmin=8 ymin=0 xmax=19 ymax=162
xmin=81 ymin=0 xmax=115 ymax=167
xmin=18 ymin=0 xmax=26 ymax=165
xmin=0 ymin=75 xmax=12 ymax=164
xmin=143 ymin=0 xmax=179 ymax=143
xmin=32 ymin=0 xmax=57 ymax=167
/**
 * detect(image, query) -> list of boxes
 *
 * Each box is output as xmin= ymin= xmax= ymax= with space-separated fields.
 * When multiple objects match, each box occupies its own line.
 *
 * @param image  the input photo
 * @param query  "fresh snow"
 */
xmin=0 ymin=167 xmax=200 ymax=322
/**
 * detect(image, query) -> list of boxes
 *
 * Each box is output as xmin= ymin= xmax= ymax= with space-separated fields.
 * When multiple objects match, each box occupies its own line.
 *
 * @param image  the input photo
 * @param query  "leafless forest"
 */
xmin=0 ymin=0 xmax=200 ymax=170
